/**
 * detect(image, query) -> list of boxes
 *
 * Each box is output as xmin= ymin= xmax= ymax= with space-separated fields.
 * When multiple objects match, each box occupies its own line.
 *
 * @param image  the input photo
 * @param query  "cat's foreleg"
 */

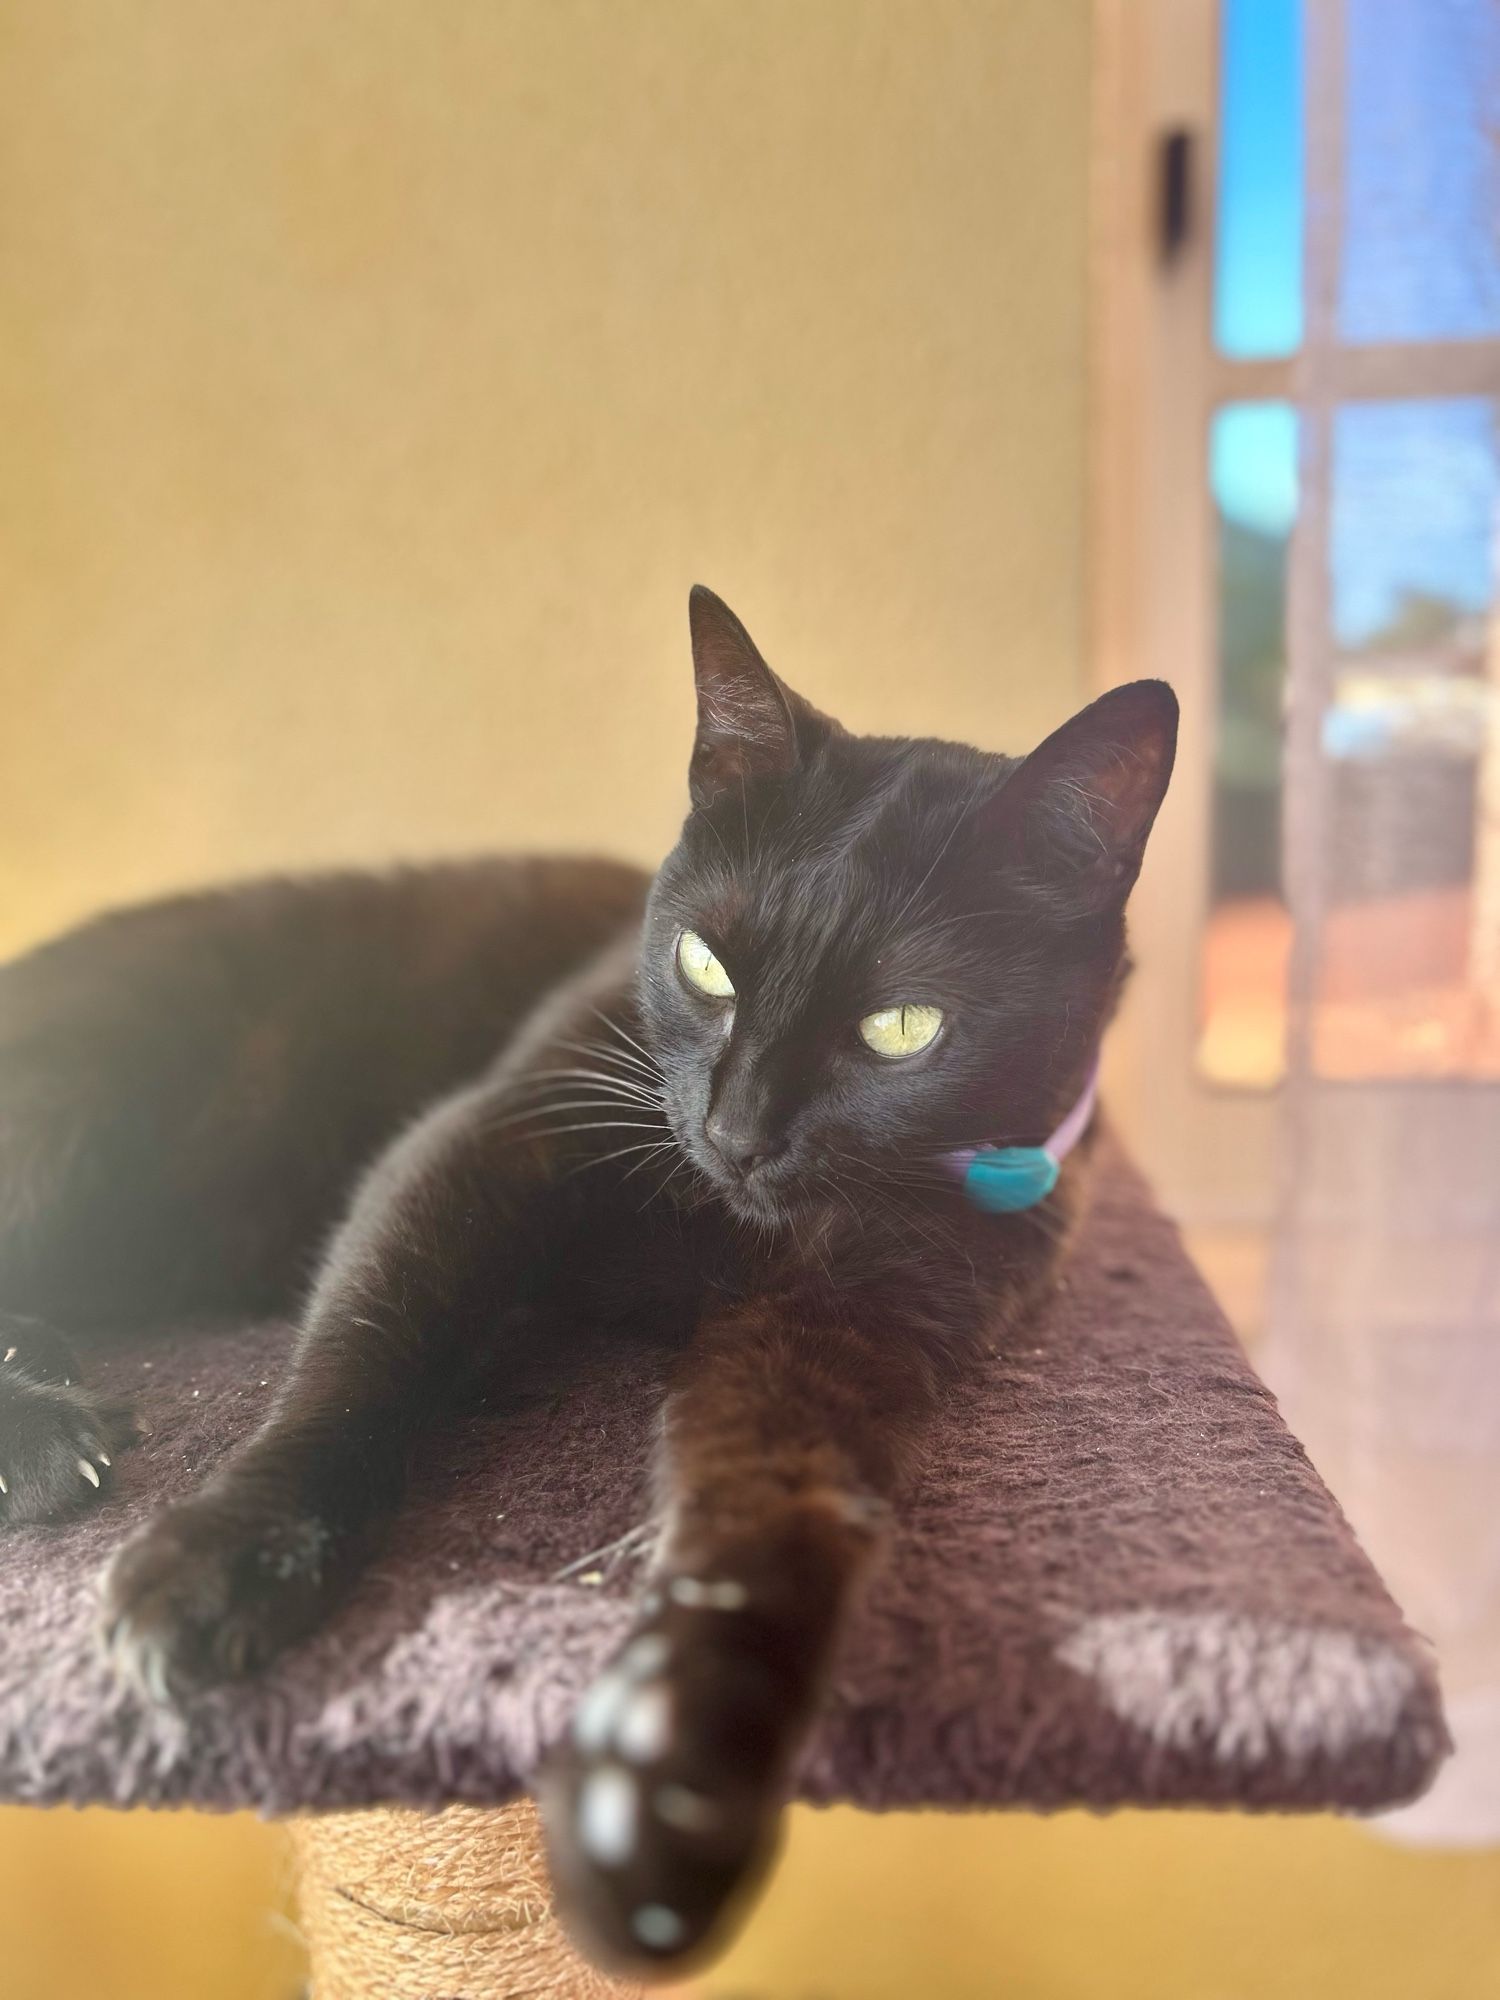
xmin=100 ymin=1050 xmax=614 ymax=1699
xmin=541 ymin=1298 xmax=944 ymax=1978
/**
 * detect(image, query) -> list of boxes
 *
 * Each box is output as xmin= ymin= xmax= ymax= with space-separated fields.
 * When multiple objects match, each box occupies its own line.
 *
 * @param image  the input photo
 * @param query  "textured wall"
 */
xmin=0 ymin=0 xmax=1090 ymax=957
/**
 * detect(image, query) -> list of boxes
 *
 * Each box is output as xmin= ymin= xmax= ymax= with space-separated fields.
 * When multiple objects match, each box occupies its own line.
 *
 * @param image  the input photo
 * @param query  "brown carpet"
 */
xmin=0 ymin=1137 xmax=1448 ymax=1817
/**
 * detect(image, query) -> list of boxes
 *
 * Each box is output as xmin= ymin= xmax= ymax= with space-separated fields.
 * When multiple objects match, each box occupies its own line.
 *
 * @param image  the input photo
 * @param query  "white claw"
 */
xmin=78 ymin=1458 xmax=101 ymax=1488
xmin=143 ymin=1648 xmax=170 ymax=1708
xmin=0 ymin=1472 xmax=8 ymax=1494
xmin=96 ymin=1450 xmax=111 ymax=1468
xmin=2 ymin=1347 xmax=15 ymax=1364
xmin=669 ymin=1576 xmax=749 ymax=1610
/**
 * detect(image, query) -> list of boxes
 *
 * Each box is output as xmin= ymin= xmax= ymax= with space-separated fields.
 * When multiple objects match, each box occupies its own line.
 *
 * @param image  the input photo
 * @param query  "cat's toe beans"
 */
xmin=615 ymin=1681 xmax=673 ymax=1762
xmin=577 ymin=1764 xmax=642 ymax=1866
xmin=546 ymin=1604 xmax=792 ymax=1973
xmin=550 ymin=1749 xmax=774 ymax=1974
xmin=549 ymin=1783 xmax=737 ymax=1969
xmin=652 ymin=1781 xmax=724 ymax=1834
xmin=629 ymin=1903 xmax=691 ymax=1953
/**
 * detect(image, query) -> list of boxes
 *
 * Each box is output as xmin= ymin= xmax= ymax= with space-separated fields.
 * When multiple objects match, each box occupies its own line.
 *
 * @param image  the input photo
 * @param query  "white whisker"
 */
xmin=587 ymin=1007 xmax=659 ymax=1068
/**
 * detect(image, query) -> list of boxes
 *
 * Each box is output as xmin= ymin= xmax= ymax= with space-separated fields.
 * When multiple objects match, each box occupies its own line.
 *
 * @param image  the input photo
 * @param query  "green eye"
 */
xmin=858 ymin=1003 xmax=944 ymax=1059
xmin=676 ymin=929 xmax=735 ymax=999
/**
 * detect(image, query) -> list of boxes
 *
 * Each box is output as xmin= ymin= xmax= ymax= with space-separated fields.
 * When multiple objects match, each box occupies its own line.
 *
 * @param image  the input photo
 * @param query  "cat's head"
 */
xmin=639 ymin=587 xmax=1176 ymax=1225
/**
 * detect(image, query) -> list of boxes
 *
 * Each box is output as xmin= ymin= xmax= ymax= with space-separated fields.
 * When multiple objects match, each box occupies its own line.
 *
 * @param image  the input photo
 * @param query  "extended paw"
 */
xmin=103 ymin=1492 xmax=341 ymax=1703
xmin=0 ymin=1326 xmax=137 ymax=1527
xmin=541 ymin=1571 xmax=809 ymax=1978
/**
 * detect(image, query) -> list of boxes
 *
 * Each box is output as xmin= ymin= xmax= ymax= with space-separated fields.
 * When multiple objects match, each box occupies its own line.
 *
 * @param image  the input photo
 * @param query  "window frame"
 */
xmin=1090 ymin=0 xmax=1500 ymax=1224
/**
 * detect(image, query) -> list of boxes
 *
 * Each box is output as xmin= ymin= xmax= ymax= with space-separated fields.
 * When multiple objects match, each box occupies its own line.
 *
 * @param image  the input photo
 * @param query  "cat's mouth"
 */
xmin=705 ymin=1158 xmax=832 ymax=1233
xmin=668 ymin=1124 xmax=812 ymax=1227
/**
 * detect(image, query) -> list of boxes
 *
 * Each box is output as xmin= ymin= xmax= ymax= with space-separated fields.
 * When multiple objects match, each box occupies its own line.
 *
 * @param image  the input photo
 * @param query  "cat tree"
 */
xmin=0 ymin=1140 xmax=1448 ymax=1996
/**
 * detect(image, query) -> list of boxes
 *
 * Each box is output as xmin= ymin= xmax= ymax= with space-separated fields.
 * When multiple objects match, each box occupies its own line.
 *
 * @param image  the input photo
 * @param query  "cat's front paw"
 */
xmin=541 ymin=1571 xmax=813 ymax=1979
xmin=0 ymin=1325 xmax=136 ymax=1527
xmin=103 ymin=1492 xmax=341 ymax=1703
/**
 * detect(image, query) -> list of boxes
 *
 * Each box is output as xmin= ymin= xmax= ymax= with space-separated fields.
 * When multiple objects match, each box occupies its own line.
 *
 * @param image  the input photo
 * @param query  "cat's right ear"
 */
xmin=688 ymin=586 xmax=821 ymax=808
xmin=976 ymin=680 xmax=1179 ymax=916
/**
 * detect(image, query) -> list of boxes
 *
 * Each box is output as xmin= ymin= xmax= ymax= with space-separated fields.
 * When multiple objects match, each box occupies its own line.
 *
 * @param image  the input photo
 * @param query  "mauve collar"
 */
xmin=939 ymin=1055 xmax=1100 ymax=1214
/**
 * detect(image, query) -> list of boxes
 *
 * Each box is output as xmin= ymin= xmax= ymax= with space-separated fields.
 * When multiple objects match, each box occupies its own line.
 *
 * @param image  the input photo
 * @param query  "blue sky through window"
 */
xmin=1212 ymin=404 xmax=1297 ymax=539
xmin=1215 ymin=0 xmax=1303 ymax=361
xmin=1333 ymin=400 xmax=1497 ymax=648
xmin=1213 ymin=0 xmax=1497 ymax=644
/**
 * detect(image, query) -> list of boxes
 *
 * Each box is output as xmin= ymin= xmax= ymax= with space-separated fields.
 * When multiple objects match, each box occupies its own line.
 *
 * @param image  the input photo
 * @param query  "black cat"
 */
xmin=0 ymin=588 xmax=1175 ymax=1976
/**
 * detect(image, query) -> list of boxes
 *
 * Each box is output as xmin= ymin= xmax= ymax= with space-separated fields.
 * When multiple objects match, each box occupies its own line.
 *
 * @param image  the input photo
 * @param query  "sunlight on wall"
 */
xmin=0 ymin=0 xmax=1090 ymax=961
xmin=0 ymin=1807 xmax=301 ymax=2000
xmin=4 ymin=1801 xmax=1498 ymax=2000
xmin=706 ymin=1805 xmax=1500 ymax=2000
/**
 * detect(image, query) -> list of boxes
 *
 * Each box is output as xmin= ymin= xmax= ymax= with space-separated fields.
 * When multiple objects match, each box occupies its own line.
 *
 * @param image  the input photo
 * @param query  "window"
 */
xmin=1198 ymin=0 xmax=1500 ymax=1088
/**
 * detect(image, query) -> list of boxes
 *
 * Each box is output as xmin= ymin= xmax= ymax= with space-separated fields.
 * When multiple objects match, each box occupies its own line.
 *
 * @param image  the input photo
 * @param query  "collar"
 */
xmin=939 ymin=1056 xmax=1099 ymax=1214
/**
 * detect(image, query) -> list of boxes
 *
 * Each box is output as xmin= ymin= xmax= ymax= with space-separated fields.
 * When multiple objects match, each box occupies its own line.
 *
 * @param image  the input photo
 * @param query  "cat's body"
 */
xmin=0 ymin=589 xmax=1175 ymax=1977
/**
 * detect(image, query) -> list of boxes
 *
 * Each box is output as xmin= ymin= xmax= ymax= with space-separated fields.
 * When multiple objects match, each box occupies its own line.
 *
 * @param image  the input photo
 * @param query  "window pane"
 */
xmin=1198 ymin=404 xmax=1297 ymax=1087
xmin=1341 ymin=0 xmax=1500 ymax=342
xmin=1215 ymin=0 xmax=1304 ymax=359
xmin=1330 ymin=399 xmax=1497 ymax=650
xmin=1312 ymin=398 xmax=1500 ymax=1078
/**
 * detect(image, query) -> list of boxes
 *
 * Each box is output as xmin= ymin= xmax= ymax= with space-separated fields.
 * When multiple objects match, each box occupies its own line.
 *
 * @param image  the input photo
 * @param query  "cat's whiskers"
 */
xmin=823 ymin=1148 xmax=971 ymax=1274
xmin=825 ymin=1144 xmax=945 ymax=1195
xmin=487 ymin=1097 xmax=665 ymax=1129
xmin=533 ymin=1033 xmax=664 ymax=1078
xmin=484 ymin=1105 xmax=669 ymax=1148
xmin=798 ymin=1211 xmax=836 ymax=1289
xmin=512 ymin=1080 xmax=664 ymax=1112
xmin=508 ymin=1069 xmax=665 ymax=1108
xmin=662 ymin=1151 xmax=706 ymax=1203
xmin=564 ymin=1137 xmax=681 ymax=1182
xmin=554 ymin=1037 xmax=664 ymax=1087
xmin=623 ymin=1145 xmax=679 ymax=1183
xmin=815 ymin=1170 xmax=868 ymax=1241
xmin=586 ymin=1008 xmax=663 ymax=1078
xmin=491 ymin=1048 xmax=667 ymax=1127
xmin=872 ymin=1185 xmax=973 ymax=1286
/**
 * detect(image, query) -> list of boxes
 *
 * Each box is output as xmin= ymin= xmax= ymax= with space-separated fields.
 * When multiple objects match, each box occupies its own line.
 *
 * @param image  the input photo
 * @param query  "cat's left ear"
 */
xmin=687 ymin=586 xmax=828 ymax=807
xmin=978 ymin=681 xmax=1179 ymax=914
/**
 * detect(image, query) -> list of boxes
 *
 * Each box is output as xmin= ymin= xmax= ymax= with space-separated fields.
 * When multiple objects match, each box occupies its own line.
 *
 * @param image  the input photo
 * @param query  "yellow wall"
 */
xmin=0 ymin=0 xmax=1090 ymax=960
xmin=710 ymin=1805 xmax=1500 ymax=2000
xmin=6 ymin=8 xmax=1494 ymax=2000
xmin=0 ymin=1809 xmax=302 ymax=2000
xmin=5 ymin=1803 xmax=1499 ymax=2000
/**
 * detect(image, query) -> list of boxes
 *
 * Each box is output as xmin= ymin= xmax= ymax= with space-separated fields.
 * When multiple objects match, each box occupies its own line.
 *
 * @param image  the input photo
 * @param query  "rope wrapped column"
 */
xmin=289 ymin=1798 xmax=644 ymax=1999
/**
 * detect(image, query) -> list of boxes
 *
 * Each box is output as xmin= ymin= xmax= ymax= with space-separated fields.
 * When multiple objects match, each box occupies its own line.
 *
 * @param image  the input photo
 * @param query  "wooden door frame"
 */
xmin=1088 ymin=0 xmax=1280 ymax=1224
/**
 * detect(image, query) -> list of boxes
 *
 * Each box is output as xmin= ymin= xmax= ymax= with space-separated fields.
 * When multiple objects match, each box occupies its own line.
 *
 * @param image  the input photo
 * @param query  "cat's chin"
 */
xmin=717 ymin=1175 xmax=824 ymax=1233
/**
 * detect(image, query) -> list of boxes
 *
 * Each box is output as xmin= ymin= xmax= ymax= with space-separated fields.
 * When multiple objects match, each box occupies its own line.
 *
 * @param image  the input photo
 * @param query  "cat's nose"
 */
xmin=703 ymin=1109 xmax=784 ymax=1177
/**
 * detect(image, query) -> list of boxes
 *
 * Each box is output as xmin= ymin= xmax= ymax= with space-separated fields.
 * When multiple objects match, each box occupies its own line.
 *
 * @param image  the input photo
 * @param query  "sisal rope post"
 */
xmin=289 ymin=1797 xmax=646 ymax=2000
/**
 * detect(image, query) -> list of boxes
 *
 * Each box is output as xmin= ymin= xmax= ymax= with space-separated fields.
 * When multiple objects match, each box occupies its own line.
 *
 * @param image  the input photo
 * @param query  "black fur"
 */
xmin=0 ymin=588 xmax=1175 ymax=1978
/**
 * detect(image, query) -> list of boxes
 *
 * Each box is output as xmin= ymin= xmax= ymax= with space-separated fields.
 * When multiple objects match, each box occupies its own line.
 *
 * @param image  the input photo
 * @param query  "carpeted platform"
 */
xmin=0 ymin=1138 xmax=1448 ymax=1819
